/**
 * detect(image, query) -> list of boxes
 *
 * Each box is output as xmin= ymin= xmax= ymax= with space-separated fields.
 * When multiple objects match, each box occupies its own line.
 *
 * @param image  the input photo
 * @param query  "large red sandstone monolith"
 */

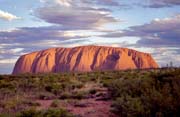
xmin=12 ymin=45 xmax=159 ymax=74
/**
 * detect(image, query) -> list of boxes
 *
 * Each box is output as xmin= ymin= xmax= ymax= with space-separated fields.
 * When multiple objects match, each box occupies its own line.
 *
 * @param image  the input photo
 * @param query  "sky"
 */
xmin=0 ymin=0 xmax=180 ymax=74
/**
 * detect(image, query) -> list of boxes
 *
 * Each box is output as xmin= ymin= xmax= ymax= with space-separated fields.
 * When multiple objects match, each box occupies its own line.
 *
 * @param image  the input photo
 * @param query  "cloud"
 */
xmin=101 ymin=14 xmax=180 ymax=47
xmin=147 ymin=0 xmax=180 ymax=8
xmin=0 ymin=58 xmax=18 ymax=64
xmin=0 ymin=25 xmax=93 ymax=68
xmin=35 ymin=0 xmax=118 ymax=30
xmin=86 ymin=0 xmax=120 ymax=6
xmin=0 ymin=26 xmax=91 ymax=44
xmin=40 ymin=0 xmax=73 ymax=6
xmin=0 ymin=10 xmax=21 ymax=21
xmin=0 ymin=63 xmax=15 ymax=74
xmin=151 ymin=48 xmax=180 ymax=67
xmin=123 ymin=0 xmax=180 ymax=8
xmin=0 ymin=48 xmax=24 ymax=55
xmin=134 ymin=15 xmax=180 ymax=47
xmin=54 ymin=0 xmax=72 ymax=7
xmin=41 ymin=0 xmax=121 ymax=7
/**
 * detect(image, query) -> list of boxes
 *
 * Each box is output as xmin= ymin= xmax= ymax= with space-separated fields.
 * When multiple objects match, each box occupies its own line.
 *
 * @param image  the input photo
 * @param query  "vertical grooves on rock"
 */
xmin=55 ymin=48 xmax=66 ymax=72
xmin=72 ymin=48 xmax=83 ymax=71
xmin=90 ymin=47 xmax=102 ymax=70
xmin=31 ymin=51 xmax=45 ymax=73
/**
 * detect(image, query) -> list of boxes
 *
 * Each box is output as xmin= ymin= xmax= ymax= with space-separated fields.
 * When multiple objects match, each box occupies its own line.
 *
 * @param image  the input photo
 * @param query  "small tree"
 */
xmin=166 ymin=64 xmax=169 ymax=68
xmin=170 ymin=61 xmax=173 ymax=68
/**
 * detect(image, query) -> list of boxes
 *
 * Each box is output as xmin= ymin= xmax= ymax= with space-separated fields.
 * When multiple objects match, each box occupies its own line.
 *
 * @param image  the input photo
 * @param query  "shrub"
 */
xmin=17 ymin=108 xmax=74 ymax=117
xmin=89 ymin=89 xmax=97 ymax=95
xmin=0 ymin=113 xmax=13 ymax=117
xmin=0 ymin=75 xmax=4 ymax=80
xmin=72 ymin=91 xmax=87 ymax=100
xmin=45 ymin=83 xmax=63 ymax=95
xmin=3 ymin=98 xmax=22 ymax=111
xmin=0 ymin=81 xmax=15 ymax=90
xmin=16 ymin=108 xmax=40 ymax=117
xmin=59 ymin=91 xmax=87 ymax=100
xmin=42 ymin=108 xmax=74 ymax=117
xmin=108 ymin=69 xmax=180 ymax=117
xmin=112 ymin=96 xmax=150 ymax=117
xmin=38 ymin=92 xmax=55 ymax=100
xmin=59 ymin=92 xmax=71 ymax=99
xmin=22 ymin=100 xmax=40 ymax=107
xmin=50 ymin=100 xmax=59 ymax=107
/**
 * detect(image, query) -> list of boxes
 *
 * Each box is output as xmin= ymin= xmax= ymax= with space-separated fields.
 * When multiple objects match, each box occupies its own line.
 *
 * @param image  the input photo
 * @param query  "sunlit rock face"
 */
xmin=12 ymin=45 xmax=159 ymax=74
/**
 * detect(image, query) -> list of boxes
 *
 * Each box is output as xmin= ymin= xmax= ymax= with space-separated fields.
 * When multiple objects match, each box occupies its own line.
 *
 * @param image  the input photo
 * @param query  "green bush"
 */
xmin=89 ymin=89 xmax=97 ymax=95
xmin=38 ymin=92 xmax=55 ymax=100
xmin=0 ymin=113 xmax=13 ymax=117
xmin=22 ymin=100 xmax=40 ymax=107
xmin=72 ymin=91 xmax=87 ymax=100
xmin=42 ymin=108 xmax=74 ymax=117
xmin=0 ymin=81 xmax=15 ymax=90
xmin=0 ymin=75 xmax=4 ymax=80
xmin=59 ymin=91 xmax=87 ymax=100
xmin=16 ymin=108 xmax=40 ymax=117
xmin=50 ymin=100 xmax=59 ymax=107
xmin=108 ymin=69 xmax=180 ymax=117
xmin=112 ymin=96 xmax=149 ymax=117
xmin=17 ymin=108 xmax=74 ymax=117
xmin=59 ymin=92 xmax=71 ymax=99
xmin=45 ymin=83 xmax=63 ymax=95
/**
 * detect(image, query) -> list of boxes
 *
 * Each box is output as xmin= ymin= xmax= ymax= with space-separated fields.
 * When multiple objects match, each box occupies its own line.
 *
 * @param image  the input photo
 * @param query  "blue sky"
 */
xmin=0 ymin=0 xmax=180 ymax=74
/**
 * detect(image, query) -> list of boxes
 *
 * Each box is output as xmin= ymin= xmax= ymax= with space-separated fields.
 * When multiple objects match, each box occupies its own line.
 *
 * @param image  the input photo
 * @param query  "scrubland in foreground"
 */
xmin=0 ymin=68 xmax=180 ymax=117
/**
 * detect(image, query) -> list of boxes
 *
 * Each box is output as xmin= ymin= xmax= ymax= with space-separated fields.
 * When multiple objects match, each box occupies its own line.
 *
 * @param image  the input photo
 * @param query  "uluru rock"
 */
xmin=12 ymin=45 xmax=159 ymax=74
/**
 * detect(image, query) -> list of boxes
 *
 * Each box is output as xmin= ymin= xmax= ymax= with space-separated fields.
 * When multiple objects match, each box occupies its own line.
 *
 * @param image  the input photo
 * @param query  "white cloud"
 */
xmin=0 ymin=10 xmax=21 ymax=21
xmin=40 ymin=0 xmax=45 ymax=3
xmin=41 ymin=0 xmax=72 ymax=7
xmin=0 ymin=58 xmax=18 ymax=64
xmin=10 ymin=48 xmax=24 ymax=53
xmin=0 ymin=48 xmax=24 ymax=54
xmin=55 ymin=0 xmax=72 ymax=7
xmin=62 ymin=30 xmax=93 ymax=37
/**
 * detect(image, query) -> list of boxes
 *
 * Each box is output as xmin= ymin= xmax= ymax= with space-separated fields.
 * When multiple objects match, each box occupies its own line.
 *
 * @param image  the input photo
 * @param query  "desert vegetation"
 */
xmin=0 ymin=68 xmax=179 ymax=117
xmin=107 ymin=68 xmax=180 ymax=117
